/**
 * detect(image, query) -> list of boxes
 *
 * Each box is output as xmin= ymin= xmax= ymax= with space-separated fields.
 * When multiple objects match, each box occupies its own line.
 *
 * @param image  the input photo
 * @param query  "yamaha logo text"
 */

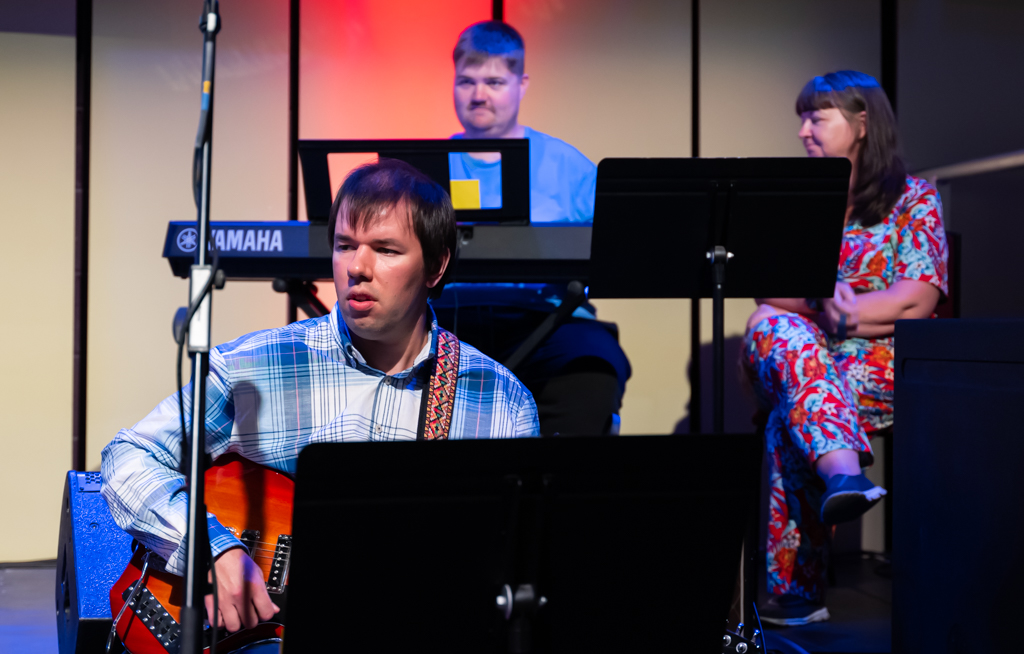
xmin=178 ymin=228 xmax=286 ymax=253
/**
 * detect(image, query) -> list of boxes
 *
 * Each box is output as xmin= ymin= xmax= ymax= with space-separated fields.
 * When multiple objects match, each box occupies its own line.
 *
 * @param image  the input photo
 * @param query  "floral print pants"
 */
xmin=744 ymin=313 xmax=876 ymax=602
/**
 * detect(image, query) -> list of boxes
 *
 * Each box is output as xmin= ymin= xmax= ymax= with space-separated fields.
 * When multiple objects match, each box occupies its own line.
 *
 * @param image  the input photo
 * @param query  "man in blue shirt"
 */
xmin=433 ymin=21 xmax=630 ymax=436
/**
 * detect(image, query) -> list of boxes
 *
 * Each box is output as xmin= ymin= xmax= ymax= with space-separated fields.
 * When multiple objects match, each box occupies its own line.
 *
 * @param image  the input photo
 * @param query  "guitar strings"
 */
xmin=247 ymin=550 xmax=291 ymax=559
xmin=241 ymin=543 xmax=292 ymax=553
xmin=247 ymin=552 xmax=285 ymax=561
xmin=233 ymin=539 xmax=292 ymax=550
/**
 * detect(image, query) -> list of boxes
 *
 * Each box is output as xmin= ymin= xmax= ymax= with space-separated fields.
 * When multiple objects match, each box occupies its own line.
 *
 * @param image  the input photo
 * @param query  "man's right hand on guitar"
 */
xmin=205 ymin=546 xmax=281 ymax=633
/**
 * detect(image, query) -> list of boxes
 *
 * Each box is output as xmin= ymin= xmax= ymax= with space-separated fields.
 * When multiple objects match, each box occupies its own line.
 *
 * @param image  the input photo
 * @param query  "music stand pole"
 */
xmin=708 ymin=245 xmax=732 ymax=434
xmin=180 ymin=3 xmax=221 ymax=653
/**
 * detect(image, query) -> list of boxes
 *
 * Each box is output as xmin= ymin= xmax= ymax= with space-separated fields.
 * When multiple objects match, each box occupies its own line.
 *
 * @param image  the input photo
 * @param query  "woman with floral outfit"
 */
xmin=746 ymin=71 xmax=948 ymax=626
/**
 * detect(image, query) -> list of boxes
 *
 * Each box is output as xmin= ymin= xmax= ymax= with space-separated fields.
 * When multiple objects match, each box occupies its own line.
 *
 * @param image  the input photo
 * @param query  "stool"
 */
xmin=871 ymin=426 xmax=894 ymax=553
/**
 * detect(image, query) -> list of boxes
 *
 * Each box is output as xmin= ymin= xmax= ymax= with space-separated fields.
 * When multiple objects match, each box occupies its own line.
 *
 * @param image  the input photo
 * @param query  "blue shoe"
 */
xmin=820 ymin=474 xmax=886 ymax=525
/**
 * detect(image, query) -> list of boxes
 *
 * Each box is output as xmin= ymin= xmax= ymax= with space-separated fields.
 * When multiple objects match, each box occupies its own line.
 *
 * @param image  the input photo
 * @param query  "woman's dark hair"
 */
xmin=796 ymin=70 xmax=906 ymax=227
xmin=327 ymin=158 xmax=456 ymax=299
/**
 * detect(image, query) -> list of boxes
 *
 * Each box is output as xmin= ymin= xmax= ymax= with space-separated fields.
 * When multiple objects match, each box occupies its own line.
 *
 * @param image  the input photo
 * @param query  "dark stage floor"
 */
xmin=2 ymin=555 xmax=890 ymax=653
xmin=764 ymin=554 xmax=892 ymax=654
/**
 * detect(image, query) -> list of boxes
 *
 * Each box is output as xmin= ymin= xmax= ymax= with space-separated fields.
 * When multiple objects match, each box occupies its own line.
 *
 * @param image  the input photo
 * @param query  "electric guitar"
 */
xmin=108 ymin=454 xmax=294 ymax=654
xmin=722 ymin=619 xmax=762 ymax=654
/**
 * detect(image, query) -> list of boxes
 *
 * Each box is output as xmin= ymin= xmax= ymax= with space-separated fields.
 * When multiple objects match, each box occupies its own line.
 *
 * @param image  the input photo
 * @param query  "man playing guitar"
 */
xmin=101 ymin=159 xmax=539 ymax=641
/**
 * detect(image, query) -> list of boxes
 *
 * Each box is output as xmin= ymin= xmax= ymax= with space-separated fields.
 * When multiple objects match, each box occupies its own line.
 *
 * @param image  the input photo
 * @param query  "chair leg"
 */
xmin=883 ymin=432 xmax=893 ymax=553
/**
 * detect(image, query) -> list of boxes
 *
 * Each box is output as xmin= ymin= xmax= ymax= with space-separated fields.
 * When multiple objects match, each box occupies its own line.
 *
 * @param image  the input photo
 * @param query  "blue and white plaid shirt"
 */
xmin=101 ymin=305 xmax=539 ymax=574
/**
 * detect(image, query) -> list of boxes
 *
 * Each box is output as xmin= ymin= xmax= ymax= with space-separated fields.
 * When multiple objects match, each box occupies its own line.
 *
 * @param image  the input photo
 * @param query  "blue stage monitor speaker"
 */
xmin=55 ymin=471 xmax=134 ymax=654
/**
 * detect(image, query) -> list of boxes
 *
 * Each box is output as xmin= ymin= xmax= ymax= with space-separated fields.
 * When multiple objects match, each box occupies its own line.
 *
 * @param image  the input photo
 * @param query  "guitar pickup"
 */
xmin=266 ymin=534 xmax=292 ymax=594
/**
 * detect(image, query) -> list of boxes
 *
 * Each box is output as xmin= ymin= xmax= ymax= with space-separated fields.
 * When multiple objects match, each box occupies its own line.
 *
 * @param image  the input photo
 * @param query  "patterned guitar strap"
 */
xmin=417 ymin=327 xmax=460 ymax=441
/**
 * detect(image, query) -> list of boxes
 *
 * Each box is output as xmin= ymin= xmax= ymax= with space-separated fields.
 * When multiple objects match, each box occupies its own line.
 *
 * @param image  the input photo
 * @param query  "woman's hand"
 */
xmin=835 ymin=279 xmax=941 ymax=339
xmin=819 ymin=282 xmax=860 ymax=336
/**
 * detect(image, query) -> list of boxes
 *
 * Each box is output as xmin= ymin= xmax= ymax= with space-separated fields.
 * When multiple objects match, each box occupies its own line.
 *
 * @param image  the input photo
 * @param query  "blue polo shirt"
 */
xmin=448 ymin=126 xmax=597 ymax=223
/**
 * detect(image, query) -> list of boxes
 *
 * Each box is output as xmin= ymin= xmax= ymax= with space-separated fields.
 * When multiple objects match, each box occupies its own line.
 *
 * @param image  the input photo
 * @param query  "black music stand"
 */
xmin=298 ymin=139 xmax=531 ymax=225
xmin=588 ymin=158 xmax=849 ymax=624
xmin=282 ymin=436 xmax=762 ymax=653
xmin=589 ymin=157 xmax=850 ymax=432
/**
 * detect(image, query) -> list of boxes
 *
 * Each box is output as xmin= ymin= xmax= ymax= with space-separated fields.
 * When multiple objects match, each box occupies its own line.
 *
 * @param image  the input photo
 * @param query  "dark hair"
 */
xmin=327 ymin=158 xmax=456 ymax=300
xmin=796 ymin=70 xmax=907 ymax=227
xmin=453 ymin=21 xmax=525 ymax=76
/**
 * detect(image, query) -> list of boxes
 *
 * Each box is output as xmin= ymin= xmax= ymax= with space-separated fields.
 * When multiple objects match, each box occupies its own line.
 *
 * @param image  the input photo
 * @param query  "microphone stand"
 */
xmin=180 ymin=2 xmax=221 ymax=653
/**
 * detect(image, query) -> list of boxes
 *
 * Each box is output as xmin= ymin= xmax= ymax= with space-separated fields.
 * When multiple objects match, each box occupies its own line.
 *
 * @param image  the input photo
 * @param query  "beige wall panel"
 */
xmin=88 ymin=0 xmax=289 ymax=470
xmin=509 ymin=0 xmax=693 ymax=434
xmin=701 ymin=0 xmax=881 ymax=158
xmin=509 ymin=0 xmax=692 ymax=160
xmin=0 ymin=32 xmax=75 ymax=561
xmin=592 ymin=296 xmax=759 ymax=436
xmin=582 ymin=299 xmax=690 ymax=435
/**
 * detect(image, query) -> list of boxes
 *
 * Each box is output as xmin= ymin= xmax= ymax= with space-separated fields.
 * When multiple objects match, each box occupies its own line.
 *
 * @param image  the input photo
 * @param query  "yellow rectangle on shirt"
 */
xmin=450 ymin=179 xmax=481 ymax=210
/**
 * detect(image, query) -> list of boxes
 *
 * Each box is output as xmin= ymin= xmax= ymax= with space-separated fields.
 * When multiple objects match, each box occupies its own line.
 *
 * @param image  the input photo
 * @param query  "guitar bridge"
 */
xmin=266 ymin=534 xmax=292 ymax=594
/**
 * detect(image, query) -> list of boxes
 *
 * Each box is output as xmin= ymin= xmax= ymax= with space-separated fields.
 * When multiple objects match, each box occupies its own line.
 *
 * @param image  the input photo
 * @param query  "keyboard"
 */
xmin=163 ymin=221 xmax=591 ymax=283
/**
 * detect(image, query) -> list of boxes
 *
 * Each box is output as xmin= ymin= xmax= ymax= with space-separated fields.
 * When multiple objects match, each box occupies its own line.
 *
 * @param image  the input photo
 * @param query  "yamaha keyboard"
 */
xmin=163 ymin=221 xmax=591 ymax=283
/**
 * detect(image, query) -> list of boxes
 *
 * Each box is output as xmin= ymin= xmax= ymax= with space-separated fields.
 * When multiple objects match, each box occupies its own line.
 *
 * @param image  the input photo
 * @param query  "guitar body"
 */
xmin=109 ymin=453 xmax=294 ymax=654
